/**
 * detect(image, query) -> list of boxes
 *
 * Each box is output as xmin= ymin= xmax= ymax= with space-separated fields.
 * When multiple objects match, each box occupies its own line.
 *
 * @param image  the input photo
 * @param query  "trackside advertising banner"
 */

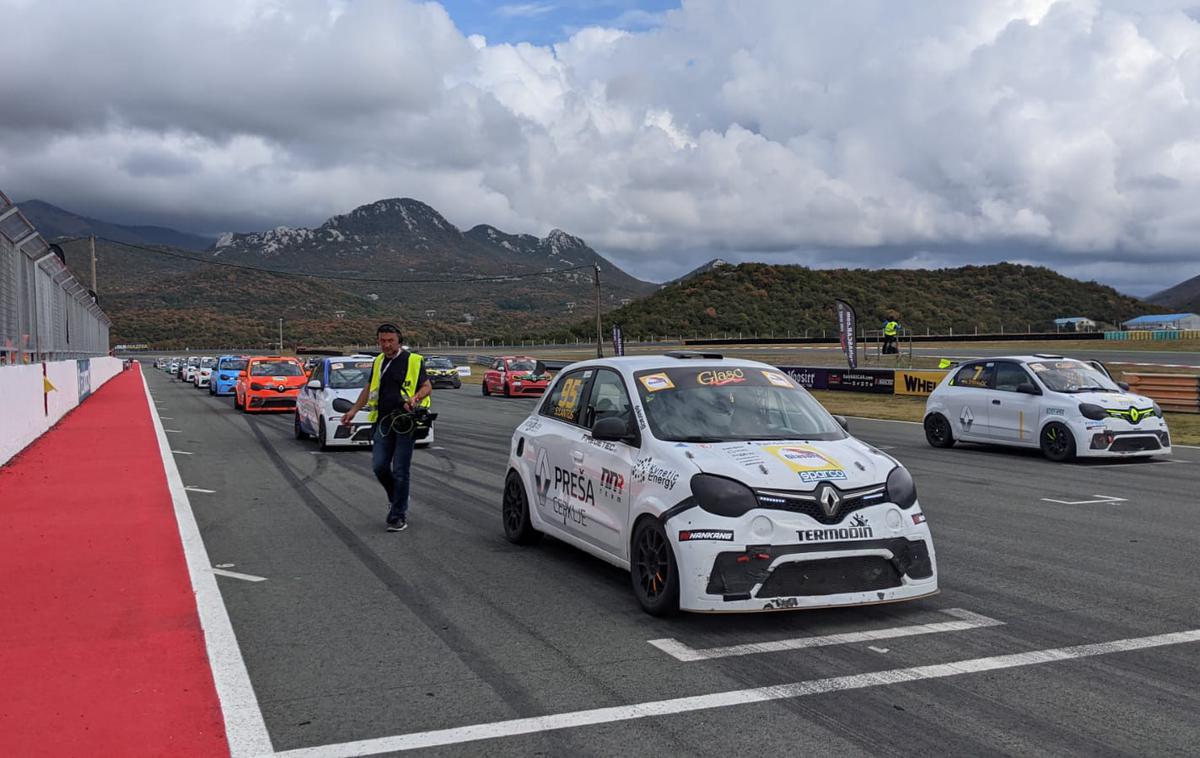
xmin=835 ymin=299 xmax=857 ymax=369
xmin=895 ymin=369 xmax=949 ymax=396
xmin=611 ymin=325 xmax=625 ymax=356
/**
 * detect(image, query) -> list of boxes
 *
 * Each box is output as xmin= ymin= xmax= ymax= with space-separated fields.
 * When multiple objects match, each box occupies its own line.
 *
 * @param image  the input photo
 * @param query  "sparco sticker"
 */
xmin=639 ymin=373 xmax=675 ymax=392
xmin=678 ymin=529 xmax=734 ymax=542
xmin=763 ymin=445 xmax=847 ymax=483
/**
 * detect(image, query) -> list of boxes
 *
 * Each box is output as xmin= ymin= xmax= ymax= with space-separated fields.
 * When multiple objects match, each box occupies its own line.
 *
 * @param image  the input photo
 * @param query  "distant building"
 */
xmin=1053 ymin=317 xmax=1097 ymax=332
xmin=1122 ymin=313 xmax=1200 ymax=330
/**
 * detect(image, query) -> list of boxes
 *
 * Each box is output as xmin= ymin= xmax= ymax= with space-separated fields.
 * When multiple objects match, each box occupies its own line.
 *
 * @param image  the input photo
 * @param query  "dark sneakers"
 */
xmin=386 ymin=518 xmax=408 ymax=532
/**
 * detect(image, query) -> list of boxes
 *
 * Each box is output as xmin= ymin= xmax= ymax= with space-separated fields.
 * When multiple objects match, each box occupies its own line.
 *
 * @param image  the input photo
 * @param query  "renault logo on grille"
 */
xmin=817 ymin=484 xmax=842 ymax=518
xmin=276 ymin=384 xmax=285 ymax=392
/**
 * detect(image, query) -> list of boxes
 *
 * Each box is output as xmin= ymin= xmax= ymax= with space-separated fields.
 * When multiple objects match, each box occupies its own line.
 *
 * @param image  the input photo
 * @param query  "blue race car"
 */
xmin=210 ymin=355 xmax=248 ymax=396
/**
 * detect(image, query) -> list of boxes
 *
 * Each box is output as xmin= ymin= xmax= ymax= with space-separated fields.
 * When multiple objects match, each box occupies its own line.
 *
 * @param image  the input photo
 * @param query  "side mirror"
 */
xmin=535 ymin=360 xmax=547 ymax=375
xmin=307 ymin=379 xmax=323 ymax=389
xmin=1016 ymin=382 xmax=1041 ymax=395
xmin=832 ymin=414 xmax=849 ymax=431
xmin=592 ymin=416 xmax=632 ymax=442
xmin=331 ymin=398 xmax=354 ymax=413
xmin=1117 ymin=381 xmax=1130 ymax=391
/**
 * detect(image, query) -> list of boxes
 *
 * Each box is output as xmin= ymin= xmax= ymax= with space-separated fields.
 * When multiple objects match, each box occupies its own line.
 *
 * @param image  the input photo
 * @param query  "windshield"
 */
xmin=634 ymin=367 xmax=846 ymax=442
xmin=1027 ymin=360 xmax=1119 ymax=393
xmin=200 ymin=357 xmax=217 ymax=368
xmin=328 ymin=361 xmax=374 ymax=389
xmin=187 ymin=357 xmax=200 ymax=365
xmin=508 ymin=359 xmax=537 ymax=372
xmin=427 ymin=358 xmax=454 ymax=369
xmin=219 ymin=358 xmax=247 ymax=371
xmin=250 ymin=360 xmax=304 ymax=376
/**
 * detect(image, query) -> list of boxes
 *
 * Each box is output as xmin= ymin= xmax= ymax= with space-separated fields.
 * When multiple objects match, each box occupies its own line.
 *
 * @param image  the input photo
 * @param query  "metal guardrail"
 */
xmin=0 ymin=189 xmax=111 ymax=363
xmin=1126 ymin=373 xmax=1200 ymax=413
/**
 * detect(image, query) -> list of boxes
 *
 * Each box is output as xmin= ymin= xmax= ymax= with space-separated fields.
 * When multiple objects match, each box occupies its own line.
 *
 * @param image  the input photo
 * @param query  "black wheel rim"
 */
xmin=926 ymin=416 xmax=947 ymax=444
xmin=1043 ymin=425 xmax=1069 ymax=456
xmin=634 ymin=527 xmax=671 ymax=600
xmin=503 ymin=477 xmax=524 ymax=535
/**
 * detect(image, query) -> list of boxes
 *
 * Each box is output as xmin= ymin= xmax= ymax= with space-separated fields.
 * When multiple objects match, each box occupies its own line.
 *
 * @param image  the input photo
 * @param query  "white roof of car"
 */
xmin=957 ymin=355 xmax=1085 ymax=364
xmin=558 ymin=353 xmax=773 ymax=374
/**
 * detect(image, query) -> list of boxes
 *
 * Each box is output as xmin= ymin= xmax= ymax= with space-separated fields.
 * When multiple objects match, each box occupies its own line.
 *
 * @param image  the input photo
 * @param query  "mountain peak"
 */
xmin=545 ymin=228 xmax=584 ymax=251
xmin=325 ymin=197 xmax=458 ymax=235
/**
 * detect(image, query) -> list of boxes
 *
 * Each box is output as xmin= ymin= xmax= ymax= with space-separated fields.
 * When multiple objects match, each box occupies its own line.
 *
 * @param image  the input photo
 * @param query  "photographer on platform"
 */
xmin=339 ymin=323 xmax=432 ymax=532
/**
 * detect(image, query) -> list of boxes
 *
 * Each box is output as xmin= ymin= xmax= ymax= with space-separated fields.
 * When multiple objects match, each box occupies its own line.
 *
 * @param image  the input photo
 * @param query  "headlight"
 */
xmin=1079 ymin=403 xmax=1107 ymax=421
xmin=691 ymin=474 xmax=758 ymax=518
xmin=885 ymin=465 xmax=918 ymax=509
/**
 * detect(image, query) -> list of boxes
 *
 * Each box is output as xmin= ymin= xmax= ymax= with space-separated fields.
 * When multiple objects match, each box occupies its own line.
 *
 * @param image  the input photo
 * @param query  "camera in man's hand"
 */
xmin=410 ymin=405 xmax=437 ymax=427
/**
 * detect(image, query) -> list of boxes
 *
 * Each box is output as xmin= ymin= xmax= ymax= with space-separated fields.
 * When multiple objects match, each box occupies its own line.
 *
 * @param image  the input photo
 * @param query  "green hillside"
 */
xmin=573 ymin=262 xmax=1162 ymax=339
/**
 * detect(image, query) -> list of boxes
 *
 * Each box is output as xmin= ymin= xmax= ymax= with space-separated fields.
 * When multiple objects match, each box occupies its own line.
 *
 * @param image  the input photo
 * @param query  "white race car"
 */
xmin=194 ymin=356 xmax=217 ymax=388
xmin=295 ymin=356 xmax=435 ymax=449
xmin=181 ymin=356 xmax=201 ymax=382
xmin=923 ymin=355 xmax=1171 ymax=461
xmin=503 ymin=353 xmax=937 ymax=615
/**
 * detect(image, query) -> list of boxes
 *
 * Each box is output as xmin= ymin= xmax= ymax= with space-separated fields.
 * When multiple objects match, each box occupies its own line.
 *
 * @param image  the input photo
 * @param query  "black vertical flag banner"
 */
xmin=611 ymin=325 xmax=625 ymax=356
xmin=835 ymin=299 xmax=857 ymax=369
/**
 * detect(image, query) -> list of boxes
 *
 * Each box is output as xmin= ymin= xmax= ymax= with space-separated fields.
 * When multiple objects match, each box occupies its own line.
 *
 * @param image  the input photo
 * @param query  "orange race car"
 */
xmin=234 ymin=356 xmax=308 ymax=413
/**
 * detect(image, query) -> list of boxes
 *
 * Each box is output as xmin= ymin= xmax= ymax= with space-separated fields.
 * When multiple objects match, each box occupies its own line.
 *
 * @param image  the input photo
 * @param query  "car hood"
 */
xmin=1057 ymin=390 xmax=1156 ymax=409
xmin=670 ymin=437 xmax=895 ymax=491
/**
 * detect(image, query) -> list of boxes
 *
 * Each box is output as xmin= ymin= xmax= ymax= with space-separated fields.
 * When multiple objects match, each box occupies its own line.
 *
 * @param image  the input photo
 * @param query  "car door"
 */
xmin=299 ymin=362 xmax=322 ymax=432
xmin=530 ymin=367 xmax=595 ymax=544
xmin=987 ymin=361 xmax=1042 ymax=444
xmin=576 ymin=368 xmax=638 ymax=559
xmin=947 ymin=361 xmax=996 ymax=440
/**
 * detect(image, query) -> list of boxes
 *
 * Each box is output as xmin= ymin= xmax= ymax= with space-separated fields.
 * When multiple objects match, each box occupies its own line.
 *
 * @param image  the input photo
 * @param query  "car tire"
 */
xmin=294 ymin=412 xmax=307 ymax=439
xmin=1040 ymin=421 xmax=1076 ymax=462
xmin=502 ymin=471 xmax=542 ymax=545
xmin=923 ymin=413 xmax=955 ymax=448
xmin=319 ymin=418 xmax=332 ymax=451
xmin=482 ymin=381 xmax=490 ymax=396
xmin=630 ymin=518 xmax=680 ymax=616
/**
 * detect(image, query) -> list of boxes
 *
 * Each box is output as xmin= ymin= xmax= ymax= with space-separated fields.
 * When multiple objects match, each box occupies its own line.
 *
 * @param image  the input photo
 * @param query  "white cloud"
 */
xmin=1 ymin=0 xmax=1199 ymax=292
xmin=495 ymin=3 xmax=558 ymax=19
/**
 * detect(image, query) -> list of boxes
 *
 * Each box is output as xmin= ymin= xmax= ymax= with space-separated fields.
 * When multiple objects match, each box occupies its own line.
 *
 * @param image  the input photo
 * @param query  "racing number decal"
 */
xmin=554 ymin=377 xmax=585 ymax=420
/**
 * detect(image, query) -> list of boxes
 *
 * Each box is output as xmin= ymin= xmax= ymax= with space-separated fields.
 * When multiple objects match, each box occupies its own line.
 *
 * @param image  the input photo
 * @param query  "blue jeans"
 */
xmin=372 ymin=424 xmax=416 ymax=523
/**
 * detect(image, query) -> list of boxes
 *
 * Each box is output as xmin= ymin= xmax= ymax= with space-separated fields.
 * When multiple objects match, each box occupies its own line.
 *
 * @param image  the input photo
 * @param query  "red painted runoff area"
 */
xmin=0 ymin=367 xmax=228 ymax=757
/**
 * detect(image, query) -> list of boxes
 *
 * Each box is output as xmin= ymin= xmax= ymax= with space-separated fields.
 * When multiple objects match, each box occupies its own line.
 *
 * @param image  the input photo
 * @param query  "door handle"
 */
xmin=992 ymin=399 xmax=1001 ymax=405
xmin=571 ymin=450 xmax=585 ymax=462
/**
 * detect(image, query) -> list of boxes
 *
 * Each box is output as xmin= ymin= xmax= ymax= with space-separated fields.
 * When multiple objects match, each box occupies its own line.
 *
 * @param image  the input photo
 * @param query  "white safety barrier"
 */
xmin=0 ymin=356 xmax=123 ymax=466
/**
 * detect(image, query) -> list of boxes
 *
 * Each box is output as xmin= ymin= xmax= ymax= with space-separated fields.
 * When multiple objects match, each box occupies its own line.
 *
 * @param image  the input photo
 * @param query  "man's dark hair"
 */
xmin=377 ymin=323 xmax=402 ymax=336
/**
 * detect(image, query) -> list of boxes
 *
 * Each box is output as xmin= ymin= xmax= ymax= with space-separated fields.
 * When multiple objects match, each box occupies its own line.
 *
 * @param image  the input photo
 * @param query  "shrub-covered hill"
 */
xmin=582 ymin=262 xmax=1161 ymax=338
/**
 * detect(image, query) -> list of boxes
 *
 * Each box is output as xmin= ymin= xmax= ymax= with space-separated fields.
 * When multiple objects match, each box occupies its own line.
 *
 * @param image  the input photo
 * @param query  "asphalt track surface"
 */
xmin=147 ymin=369 xmax=1200 ymax=757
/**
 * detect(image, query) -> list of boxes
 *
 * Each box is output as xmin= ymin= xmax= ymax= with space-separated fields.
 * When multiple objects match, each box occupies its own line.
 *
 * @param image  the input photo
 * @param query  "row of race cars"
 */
xmin=158 ymin=349 xmax=1172 ymax=615
xmin=155 ymin=352 xmax=466 ymax=449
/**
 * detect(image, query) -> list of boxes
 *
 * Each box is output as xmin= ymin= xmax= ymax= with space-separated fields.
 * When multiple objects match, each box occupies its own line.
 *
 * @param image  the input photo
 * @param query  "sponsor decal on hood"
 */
xmin=763 ymin=444 xmax=847 ymax=483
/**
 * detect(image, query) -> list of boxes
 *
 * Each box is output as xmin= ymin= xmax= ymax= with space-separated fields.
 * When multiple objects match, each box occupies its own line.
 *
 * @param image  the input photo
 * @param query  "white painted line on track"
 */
xmin=1041 ymin=494 xmax=1127 ymax=505
xmin=141 ymin=373 xmax=273 ymax=756
xmin=165 ymin=428 xmax=183 ymax=433
xmin=172 ymin=450 xmax=194 ymax=455
xmin=868 ymin=646 xmax=890 ymax=654
xmin=210 ymin=568 xmax=268 ymax=583
xmin=185 ymin=486 xmax=216 ymax=494
xmin=275 ymin=628 xmax=1200 ymax=757
xmin=160 ymin=416 xmax=174 ymax=420
xmin=648 ymin=608 xmax=1002 ymax=662
xmin=845 ymin=415 xmax=921 ymax=426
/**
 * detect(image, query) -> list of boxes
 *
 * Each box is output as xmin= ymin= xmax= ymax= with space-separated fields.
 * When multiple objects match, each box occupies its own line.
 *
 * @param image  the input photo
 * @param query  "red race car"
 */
xmin=482 ymin=356 xmax=551 ymax=397
xmin=234 ymin=356 xmax=308 ymax=413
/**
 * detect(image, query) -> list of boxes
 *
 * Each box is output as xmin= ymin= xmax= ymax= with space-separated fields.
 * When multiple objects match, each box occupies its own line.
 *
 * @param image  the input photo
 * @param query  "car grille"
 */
xmin=754 ymin=484 xmax=887 ymax=525
xmin=252 ymin=397 xmax=296 ymax=409
xmin=1109 ymin=435 xmax=1162 ymax=453
xmin=755 ymin=556 xmax=902 ymax=598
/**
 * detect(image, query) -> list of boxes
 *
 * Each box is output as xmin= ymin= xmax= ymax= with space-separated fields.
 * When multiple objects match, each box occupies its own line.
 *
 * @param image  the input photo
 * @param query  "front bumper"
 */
xmin=1075 ymin=419 xmax=1171 ymax=457
xmin=431 ymin=376 xmax=461 ymax=389
xmin=212 ymin=380 xmax=237 ymax=396
xmin=245 ymin=391 xmax=299 ymax=411
xmin=196 ymin=375 xmax=211 ymax=388
xmin=327 ymin=419 xmax=374 ymax=447
xmin=668 ymin=502 xmax=938 ymax=612
xmin=507 ymin=382 xmax=547 ymax=396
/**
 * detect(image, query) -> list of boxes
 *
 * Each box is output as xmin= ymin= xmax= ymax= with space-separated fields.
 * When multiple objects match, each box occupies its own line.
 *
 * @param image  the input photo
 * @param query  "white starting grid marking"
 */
xmin=1041 ymin=494 xmax=1127 ymax=505
xmin=648 ymin=608 xmax=1002 ymax=662
xmin=276 ymin=628 xmax=1200 ymax=758
xmin=210 ymin=568 xmax=268 ymax=583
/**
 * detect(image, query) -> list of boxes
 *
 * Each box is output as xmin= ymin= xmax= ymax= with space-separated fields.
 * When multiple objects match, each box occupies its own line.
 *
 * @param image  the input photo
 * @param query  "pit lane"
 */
xmin=145 ymin=368 xmax=1200 ymax=757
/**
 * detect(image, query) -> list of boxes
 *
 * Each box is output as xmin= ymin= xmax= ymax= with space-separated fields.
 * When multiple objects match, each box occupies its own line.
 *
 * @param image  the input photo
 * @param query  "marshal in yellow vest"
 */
xmin=367 ymin=352 xmax=431 ymax=423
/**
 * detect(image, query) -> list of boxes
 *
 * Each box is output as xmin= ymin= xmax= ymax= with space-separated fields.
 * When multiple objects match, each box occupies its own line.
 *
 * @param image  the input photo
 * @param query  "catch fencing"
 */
xmin=1103 ymin=330 xmax=1200 ymax=341
xmin=0 ymin=189 xmax=110 ymax=363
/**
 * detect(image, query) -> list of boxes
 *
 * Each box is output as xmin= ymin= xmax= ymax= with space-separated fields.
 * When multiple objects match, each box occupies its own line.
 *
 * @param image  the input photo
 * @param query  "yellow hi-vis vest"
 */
xmin=884 ymin=320 xmax=899 ymax=337
xmin=367 ymin=351 xmax=430 ymax=423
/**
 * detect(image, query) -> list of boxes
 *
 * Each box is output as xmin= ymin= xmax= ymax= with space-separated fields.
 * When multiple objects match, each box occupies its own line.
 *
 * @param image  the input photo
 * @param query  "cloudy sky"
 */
xmin=2 ymin=0 xmax=1199 ymax=293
